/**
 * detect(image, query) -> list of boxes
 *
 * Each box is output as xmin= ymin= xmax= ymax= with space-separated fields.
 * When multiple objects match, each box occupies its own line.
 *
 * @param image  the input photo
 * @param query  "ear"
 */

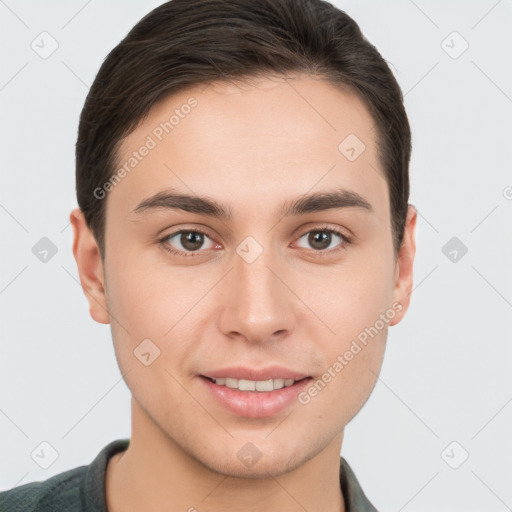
xmin=69 ymin=207 xmax=110 ymax=325
xmin=389 ymin=204 xmax=417 ymax=326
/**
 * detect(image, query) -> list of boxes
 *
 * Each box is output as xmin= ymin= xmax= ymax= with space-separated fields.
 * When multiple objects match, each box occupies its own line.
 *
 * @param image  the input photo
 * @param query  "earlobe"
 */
xmin=69 ymin=207 xmax=110 ymax=325
xmin=389 ymin=204 xmax=417 ymax=327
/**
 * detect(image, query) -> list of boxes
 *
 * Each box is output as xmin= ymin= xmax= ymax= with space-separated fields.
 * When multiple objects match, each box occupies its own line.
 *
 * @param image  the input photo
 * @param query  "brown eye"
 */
xmin=308 ymin=231 xmax=332 ymax=250
xmin=295 ymin=228 xmax=350 ymax=252
xmin=160 ymin=230 xmax=217 ymax=256
xmin=179 ymin=231 xmax=205 ymax=251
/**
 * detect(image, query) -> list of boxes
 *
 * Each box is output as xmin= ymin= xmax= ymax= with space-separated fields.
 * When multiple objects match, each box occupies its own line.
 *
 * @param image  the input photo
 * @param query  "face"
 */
xmin=71 ymin=73 xmax=416 ymax=478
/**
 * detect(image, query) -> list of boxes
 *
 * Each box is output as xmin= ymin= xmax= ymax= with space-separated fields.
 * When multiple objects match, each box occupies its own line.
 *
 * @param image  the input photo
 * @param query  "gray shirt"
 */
xmin=0 ymin=439 xmax=378 ymax=511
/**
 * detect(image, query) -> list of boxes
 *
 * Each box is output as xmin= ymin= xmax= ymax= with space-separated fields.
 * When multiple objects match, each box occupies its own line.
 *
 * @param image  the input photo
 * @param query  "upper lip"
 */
xmin=201 ymin=365 xmax=310 ymax=381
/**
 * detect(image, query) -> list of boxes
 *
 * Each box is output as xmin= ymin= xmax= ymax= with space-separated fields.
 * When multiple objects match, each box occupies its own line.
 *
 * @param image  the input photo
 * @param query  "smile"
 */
xmin=204 ymin=376 xmax=306 ymax=392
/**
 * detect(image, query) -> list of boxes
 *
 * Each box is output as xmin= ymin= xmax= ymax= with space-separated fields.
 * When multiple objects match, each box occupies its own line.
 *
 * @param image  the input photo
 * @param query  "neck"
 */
xmin=106 ymin=398 xmax=345 ymax=512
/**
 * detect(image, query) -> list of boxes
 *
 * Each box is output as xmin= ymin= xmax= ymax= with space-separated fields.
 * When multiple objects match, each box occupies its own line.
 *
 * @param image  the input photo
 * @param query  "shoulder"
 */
xmin=0 ymin=465 xmax=87 ymax=512
xmin=339 ymin=456 xmax=379 ymax=512
xmin=0 ymin=438 xmax=129 ymax=512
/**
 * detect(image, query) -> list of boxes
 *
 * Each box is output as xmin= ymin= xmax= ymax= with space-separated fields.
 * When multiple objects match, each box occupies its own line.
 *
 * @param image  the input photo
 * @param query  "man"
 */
xmin=0 ymin=0 xmax=416 ymax=510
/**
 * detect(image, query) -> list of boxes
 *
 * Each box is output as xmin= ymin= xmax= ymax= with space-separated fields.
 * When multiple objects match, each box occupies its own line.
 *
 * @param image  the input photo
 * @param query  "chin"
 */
xmin=190 ymin=438 xmax=311 ymax=480
xmin=209 ymin=454 xmax=301 ymax=480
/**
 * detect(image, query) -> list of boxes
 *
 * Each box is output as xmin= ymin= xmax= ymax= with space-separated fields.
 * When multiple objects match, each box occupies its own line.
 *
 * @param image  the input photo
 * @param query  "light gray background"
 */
xmin=1 ymin=1 xmax=511 ymax=510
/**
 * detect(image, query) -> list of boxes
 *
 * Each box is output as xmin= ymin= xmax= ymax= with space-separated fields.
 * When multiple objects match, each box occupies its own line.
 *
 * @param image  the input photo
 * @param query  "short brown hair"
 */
xmin=75 ymin=0 xmax=411 ymax=260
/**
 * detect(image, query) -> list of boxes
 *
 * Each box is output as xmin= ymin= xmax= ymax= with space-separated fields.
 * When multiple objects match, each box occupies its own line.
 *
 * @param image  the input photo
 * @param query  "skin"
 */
xmin=70 ymin=73 xmax=417 ymax=512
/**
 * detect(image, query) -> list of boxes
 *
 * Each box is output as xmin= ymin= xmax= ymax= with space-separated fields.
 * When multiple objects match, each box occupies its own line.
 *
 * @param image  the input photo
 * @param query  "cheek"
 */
xmin=314 ymin=254 xmax=395 ymax=340
xmin=299 ymin=318 xmax=387 ymax=428
xmin=104 ymin=245 xmax=177 ymax=329
xmin=103 ymin=253 xmax=173 ymax=373
xmin=303 ymin=244 xmax=393 ymax=399
xmin=104 ymin=250 xmax=212 ymax=372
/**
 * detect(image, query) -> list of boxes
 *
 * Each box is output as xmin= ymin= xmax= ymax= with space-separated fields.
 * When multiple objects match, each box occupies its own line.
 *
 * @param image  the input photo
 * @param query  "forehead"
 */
xmin=108 ymin=73 xmax=388 ymax=222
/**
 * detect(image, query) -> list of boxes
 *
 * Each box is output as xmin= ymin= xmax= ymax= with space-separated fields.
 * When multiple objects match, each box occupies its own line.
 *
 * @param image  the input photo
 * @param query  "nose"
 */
xmin=217 ymin=244 xmax=296 ymax=345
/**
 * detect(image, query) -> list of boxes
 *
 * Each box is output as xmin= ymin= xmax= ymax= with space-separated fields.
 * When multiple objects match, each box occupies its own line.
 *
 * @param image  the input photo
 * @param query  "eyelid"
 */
xmin=295 ymin=223 xmax=352 ymax=243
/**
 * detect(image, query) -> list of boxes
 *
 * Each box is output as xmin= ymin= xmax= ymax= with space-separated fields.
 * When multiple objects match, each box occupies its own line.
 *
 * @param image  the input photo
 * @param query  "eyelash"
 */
xmin=158 ymin=225 xmax=352 ymax=258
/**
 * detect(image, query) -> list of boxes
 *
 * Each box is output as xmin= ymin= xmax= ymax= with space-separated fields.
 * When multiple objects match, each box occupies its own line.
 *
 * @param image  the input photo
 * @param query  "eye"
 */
xmin=159 ymin=229 xmax=218 ymax=257
xmin=158 ymin=226 xmax=351 ymax=258
xmin=294 ymin=227 xmax=351 ymax=253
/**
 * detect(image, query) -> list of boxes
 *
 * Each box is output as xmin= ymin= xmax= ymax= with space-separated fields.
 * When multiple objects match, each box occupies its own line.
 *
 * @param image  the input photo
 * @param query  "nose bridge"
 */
xmin=219 ymin=238 xmax=294 ymax=342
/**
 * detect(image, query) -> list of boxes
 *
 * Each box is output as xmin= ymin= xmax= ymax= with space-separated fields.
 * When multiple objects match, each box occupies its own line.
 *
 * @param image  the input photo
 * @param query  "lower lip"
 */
xmin=199 ymin=376 xmax=313 ymax=418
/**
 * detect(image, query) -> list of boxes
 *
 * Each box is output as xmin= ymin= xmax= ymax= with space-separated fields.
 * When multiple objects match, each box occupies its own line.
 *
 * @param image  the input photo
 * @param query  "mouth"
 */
xmin=200 ymin=375 xmax=311 ymax=392
xmin=198 ymin=374 xmax=314 ymax=418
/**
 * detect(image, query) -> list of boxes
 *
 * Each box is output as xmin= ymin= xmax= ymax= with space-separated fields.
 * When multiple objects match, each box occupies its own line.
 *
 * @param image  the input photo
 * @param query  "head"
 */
xmin=71 ymin=0 xmax=416 ymax=478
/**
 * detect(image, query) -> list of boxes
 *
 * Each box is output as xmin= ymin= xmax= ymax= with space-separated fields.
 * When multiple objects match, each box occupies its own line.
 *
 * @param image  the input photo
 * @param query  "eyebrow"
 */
xmin=130 ymin=187 xmax=373 ymax=221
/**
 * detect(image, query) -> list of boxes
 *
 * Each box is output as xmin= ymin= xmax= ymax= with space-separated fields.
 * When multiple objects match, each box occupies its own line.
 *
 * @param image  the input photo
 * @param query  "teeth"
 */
xmin=225 ymin=378 xmax=238 ymax=389
xmin=212 ymin=377 xmax=299 ymax=391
